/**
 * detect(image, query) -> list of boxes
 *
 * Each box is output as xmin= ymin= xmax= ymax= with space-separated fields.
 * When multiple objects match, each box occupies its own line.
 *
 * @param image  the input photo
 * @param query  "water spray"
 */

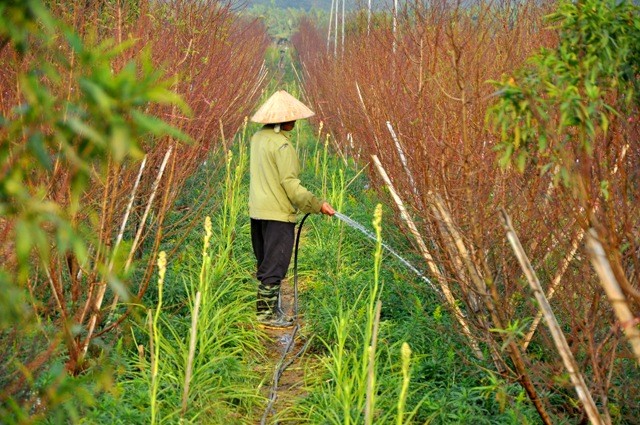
xmin=333 ymin=212 xmax=436 ymax=291
xmin=293 ymin=211 xmax=435 ymax=321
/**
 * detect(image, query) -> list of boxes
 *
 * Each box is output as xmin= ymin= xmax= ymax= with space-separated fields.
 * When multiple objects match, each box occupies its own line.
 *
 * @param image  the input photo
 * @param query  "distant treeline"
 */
xmin=240 ymin=0 xmax=394 ymax=12
xmin=237 ymin=0 xmax=328 ymax=11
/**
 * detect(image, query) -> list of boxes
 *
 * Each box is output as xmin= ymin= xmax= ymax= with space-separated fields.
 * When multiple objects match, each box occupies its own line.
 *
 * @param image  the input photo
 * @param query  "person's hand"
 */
xmin=320 ymin=202 xmax=335 ymax=216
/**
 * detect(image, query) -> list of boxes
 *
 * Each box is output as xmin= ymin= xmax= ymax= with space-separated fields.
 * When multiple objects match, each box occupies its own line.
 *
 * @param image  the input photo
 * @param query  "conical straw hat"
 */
xmin=250 ymin=90 xmax=315 ymax=124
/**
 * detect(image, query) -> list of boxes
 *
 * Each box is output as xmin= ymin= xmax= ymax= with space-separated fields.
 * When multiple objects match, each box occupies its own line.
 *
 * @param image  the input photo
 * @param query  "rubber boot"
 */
xmin=257 ymin=282 xmax=293 ymax=329
xmin=256 ymin=291 xmax=271 ymax=322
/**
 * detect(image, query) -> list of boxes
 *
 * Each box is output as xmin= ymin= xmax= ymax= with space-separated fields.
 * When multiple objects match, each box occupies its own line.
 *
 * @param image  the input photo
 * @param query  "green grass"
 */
xmin=21 ymin=100 xmax=545 ymax=425
xmin=39 ymin=73 xmax=546 ymax=423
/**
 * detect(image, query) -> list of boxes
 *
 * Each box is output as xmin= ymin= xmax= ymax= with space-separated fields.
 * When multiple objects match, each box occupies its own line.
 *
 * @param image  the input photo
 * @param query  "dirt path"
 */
xmin=258 ymin=280 xmax=312 ymax=424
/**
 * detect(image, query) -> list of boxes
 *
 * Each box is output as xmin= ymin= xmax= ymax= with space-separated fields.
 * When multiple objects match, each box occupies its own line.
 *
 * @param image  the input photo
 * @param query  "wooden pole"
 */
xmin=334 ymin=0 xmax=339 ymax=57
xmin=367 ymin=0 xmax=371 ymax=35
xmin=386 ymin=121 xmax=418 ymax=199
xmin=372 ymin=155 xmax=484 ymax=359
xmin=392 ymin=0 xmax=397 ymax=53
xmin=327 ymin=0 xmax=335 ymax=52
xmin=501 ymin=210 xmax=603 ymax=425
xmin=523 ymin=228 xmax=584 ymax=350
xmin=341 ymin=0 xmax=345 ymax=56
xmin=586 ymin=229 xmax=640 ymax=365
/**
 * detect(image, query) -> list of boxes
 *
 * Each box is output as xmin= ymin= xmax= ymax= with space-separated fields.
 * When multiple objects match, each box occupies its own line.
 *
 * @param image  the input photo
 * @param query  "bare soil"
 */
xmin=257 ymin=279 xmax=314 ymax=424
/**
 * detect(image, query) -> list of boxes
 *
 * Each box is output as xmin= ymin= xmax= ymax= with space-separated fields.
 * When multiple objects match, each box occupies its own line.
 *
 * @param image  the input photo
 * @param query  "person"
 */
xmin=249 ymin=90 xmax=335 ymax=328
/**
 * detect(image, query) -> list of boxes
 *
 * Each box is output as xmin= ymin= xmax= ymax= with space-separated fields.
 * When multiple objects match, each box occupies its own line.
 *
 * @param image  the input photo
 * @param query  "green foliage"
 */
xmin=84 ymin=134 xmax=265 ymax=423
xmin=0 ymin=0 xmax=190 ymax=420
xmin=245 ymin=4 xmax=329 ymax=39
xmin=0 ymin=1 xmax=189 ymax=287
xmin=490 ymin=0 xmax=640 ymax=181
xmin=0 ymin=0 xmax=55 ymax=54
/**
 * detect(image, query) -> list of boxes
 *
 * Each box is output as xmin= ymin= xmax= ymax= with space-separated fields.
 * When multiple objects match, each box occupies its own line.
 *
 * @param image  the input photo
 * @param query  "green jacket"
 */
xmin=249 ymin=127 xmax=323 ymax=223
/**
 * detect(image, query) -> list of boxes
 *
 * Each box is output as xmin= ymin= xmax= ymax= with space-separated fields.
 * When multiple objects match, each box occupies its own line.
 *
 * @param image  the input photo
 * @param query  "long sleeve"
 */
xmin=275 ymin=142 xmax=323 ymax=214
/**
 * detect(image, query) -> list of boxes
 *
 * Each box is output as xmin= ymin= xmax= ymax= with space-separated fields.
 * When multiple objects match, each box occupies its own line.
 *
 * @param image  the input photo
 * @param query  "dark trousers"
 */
xmin=250 ymin=219 xmax=296 ymax=286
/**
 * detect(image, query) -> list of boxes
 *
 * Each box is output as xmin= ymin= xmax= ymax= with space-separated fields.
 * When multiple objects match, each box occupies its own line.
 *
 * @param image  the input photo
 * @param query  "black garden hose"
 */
xmin=293 ymin=213 xmax=311 ymax=320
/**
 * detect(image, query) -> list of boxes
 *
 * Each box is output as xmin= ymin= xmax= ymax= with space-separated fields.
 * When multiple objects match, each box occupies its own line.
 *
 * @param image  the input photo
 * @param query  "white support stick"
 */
xmin=502 ymin=211 xmax=603 ymax=425
xmin=372 ymin=155 xmax=484 ymax=359
xmin=82 ymin=148 xmax=173 ymax=356
xmin=586 ymin=229 xmax=640 ymax=365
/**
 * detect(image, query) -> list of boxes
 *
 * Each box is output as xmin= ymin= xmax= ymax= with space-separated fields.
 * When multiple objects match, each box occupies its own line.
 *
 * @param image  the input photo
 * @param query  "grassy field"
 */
xmin=4 ymin=2 xmax=638 ymax=423
xmin=65 ymin=108 xmax=543 ymax=423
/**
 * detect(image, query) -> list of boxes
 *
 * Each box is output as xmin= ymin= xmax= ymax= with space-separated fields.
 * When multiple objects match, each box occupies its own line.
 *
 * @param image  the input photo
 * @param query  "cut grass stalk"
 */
xmin=181 ymin=290 xmax=201 ymax=417
xmin=150 ymin=251 xmax=167 ymax=425
xmin=396 ymin=342 xmax=411 ymax=425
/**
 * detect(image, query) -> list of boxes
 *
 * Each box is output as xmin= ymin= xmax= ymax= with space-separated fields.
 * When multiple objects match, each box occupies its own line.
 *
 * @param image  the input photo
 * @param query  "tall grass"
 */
xmin=288 ymin=205 xmax=423 ymax=424
xmin=294 ymin=1 xmax=640 ymax=421
xmin=84 ymin=132 xmax=265 ymax=423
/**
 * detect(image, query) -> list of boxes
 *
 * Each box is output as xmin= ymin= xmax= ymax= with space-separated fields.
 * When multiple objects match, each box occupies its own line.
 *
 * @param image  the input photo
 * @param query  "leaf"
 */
xmin=108 ymin=276 xmax=130 ymax=301
xmin=64 ymin=28 xmax=83 ymax=54
xmin=27 ymin=132 xmax=52 ymax=169
xmin=79 ymin=79 xmax=113 ymax=114
xmin=514 ymin=125 xmax=521 ymax=148
xmin=65 ymin=117 xmax=107 ymax=148
xmin=72 ymin=234 xmax=88 ymax=264
xmin=516 ymin=151 xmax=527 ymax=173
xmin=600 ymin=180 xmax=610 ymax=201
xmin=145 ymin=87 xmax=192 ymax=115
xmin=130 ymin=110 xmax=192 ymax=144
xmin=109 ymin=121 xmax=131 ymax=162
xmin=537 ymin=133 xmax=548 ymax=152
xmin=55 ymin=220 xmax=73 ymax=253
xmin=540 ymin=162 xmax=554 ymax=176
xmin=600 ymin=112 xmax=609 ymax=135
xmin=15 ymin=219 xmax=33 ymax=264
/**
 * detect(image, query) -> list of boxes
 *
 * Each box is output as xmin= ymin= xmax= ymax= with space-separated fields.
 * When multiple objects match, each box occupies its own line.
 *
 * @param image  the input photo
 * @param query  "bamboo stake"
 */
xmin=181 ymin=290 xmax=202 ymax=417
xmin=341 ymin=0 xmax=345 ymax=56
xmin=428 ymin=205 xmax=479 ymax=312
xmin=501 ymin=210 xmax=603 ymax=425
xmin=367 ymin=0 xmax=371 ymax=35
xmin=523 ymin=228 xmax=584 ymax=350
xmin=392 ymin=0 xmax=398 ymax=53
xmin=372 ymin=155 xmax=484 ymax=359
xmin=105 ymin=157 xmax=148 ymax=311
xmin=334 ymin=0 xmax=339 ymax=57
xmin=431 ymin=194 xmax=487 ymax=297
xmin=327 ymin=0 xmax=335 ymax=52
xmin=83 ymin=148 xmax=172 ymax=356
xmin=387 ymin=121 xmax=419 ymax=200
xmin=586 ymin=229 xmax=640 ymax=365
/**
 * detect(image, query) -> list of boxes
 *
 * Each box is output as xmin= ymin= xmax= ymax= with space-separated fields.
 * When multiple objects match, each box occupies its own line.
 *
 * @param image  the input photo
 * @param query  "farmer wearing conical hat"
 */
xmin=249 ymin=90 xmax=335 ymax=328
